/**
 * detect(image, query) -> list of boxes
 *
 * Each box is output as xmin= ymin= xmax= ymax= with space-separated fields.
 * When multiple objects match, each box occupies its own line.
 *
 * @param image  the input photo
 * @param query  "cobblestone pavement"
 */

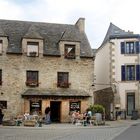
xmin=0 ymin=125 xmax=129 ymax=140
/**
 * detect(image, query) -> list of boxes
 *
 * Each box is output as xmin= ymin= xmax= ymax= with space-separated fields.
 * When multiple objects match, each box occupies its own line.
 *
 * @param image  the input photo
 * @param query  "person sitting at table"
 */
xmin=24 ymin=112 xmax=30 ymax=120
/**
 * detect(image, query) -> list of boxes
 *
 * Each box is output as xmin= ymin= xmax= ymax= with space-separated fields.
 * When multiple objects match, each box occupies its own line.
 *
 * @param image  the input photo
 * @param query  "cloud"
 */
xmin=0 ymin=0 xmax=140 ymax=48
xmin=0 ymin=0 xmax=24 ymax=19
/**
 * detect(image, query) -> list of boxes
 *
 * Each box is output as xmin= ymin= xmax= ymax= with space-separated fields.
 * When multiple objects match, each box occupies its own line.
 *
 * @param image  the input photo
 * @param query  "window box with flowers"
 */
xmin=29 ymin=51 xmax=37 ymax=57
xmin=57 ymin=82 xmax=71 ymax=88
xmin=26 ymin=81 xmax=38 ymax=87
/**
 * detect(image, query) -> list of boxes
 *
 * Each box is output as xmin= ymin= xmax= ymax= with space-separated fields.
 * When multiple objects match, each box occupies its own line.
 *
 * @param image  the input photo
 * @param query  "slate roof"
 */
xmin=101 ymin=23 xmax=140 ymax=47
xmin=0 ymin=19 xmax=93 ymax=57
xmin=22 ymin=89 xmax=90 ymax=97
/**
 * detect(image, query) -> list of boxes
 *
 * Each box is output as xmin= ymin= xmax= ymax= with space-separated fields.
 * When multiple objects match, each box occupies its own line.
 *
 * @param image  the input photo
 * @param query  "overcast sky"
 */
xmin=0 ymin=0 xmax=140 ymax=48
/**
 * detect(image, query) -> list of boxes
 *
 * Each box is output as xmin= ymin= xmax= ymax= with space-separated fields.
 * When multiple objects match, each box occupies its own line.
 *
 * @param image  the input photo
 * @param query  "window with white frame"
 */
xmin=27 ymin=42 xmax=39 ymax=57
xmin=64 ymin=44 xmax=76 ymax=59
xmin=121 ymin=41 xmax=140 ymax=54
xmin=0 ymin=40 xmax=3 ymax=54
xmin=121 ymin=65 xmax=136 ymax=81
xmin=125 ymin=42 xmax=135 ymax=54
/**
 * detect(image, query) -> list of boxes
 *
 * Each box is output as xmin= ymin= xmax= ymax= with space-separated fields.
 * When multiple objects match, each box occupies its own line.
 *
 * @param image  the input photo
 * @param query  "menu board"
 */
xmin=70 ymin=101 xmax=80 ymax=111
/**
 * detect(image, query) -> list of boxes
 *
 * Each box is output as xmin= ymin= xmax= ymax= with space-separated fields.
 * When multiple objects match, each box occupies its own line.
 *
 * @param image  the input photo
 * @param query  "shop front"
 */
xmin=22 ymin=89 xmax=90 ymax=122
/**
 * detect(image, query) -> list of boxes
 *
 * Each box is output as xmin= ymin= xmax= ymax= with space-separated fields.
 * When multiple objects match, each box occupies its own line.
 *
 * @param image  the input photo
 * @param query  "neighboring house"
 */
xmin=94 ymin=23 xmax=140 ymax=119
xmin=0 ymin=18 xmax=94 ymax=122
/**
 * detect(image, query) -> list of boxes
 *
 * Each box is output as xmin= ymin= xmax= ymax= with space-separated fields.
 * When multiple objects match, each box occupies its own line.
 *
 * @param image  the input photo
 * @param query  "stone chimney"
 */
xmin=75 ymin=18 xmax=85 ymax=32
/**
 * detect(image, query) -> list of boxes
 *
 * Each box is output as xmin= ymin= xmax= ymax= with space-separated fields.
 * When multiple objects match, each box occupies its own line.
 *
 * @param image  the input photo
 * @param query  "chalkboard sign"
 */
xmin=70 ymin=101 xmax=80 ymax=111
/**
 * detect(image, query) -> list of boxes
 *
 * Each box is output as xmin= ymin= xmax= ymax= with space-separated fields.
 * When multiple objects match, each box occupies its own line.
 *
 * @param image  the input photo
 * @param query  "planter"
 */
xmin=2 ymin=120 xmax=16 ymax=126
xmin=29 ymin=52 xmax=37 ymax=57
xmin=24 ymin=120 xmax=36 ymax=127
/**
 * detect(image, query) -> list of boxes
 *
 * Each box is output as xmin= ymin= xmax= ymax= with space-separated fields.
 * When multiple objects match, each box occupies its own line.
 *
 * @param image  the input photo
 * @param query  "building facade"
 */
xmin=0 ymin=18 xmax=94 ymax=122
xmin=94 ymin=23 xmax=140 ymax=119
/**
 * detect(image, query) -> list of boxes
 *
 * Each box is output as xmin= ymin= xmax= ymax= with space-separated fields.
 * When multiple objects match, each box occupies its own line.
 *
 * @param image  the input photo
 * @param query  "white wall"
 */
xmin=94 ymin=42 xmax=111 ymax=90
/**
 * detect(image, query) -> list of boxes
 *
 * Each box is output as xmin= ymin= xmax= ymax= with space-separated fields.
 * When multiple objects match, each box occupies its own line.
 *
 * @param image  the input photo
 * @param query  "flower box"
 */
xmin=29 ymin=52 xmax=37 ymax=57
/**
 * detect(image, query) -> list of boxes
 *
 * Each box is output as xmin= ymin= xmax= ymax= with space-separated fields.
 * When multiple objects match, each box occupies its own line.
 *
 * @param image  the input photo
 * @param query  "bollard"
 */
xmin=83 ymin=120 xmax=87 ymax=126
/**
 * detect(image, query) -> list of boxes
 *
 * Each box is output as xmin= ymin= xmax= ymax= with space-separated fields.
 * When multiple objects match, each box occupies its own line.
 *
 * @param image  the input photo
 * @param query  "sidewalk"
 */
xmin=1 ymin=119 xmax=140 ymax=129
xmin=40 ymin=119 xmax=140 ymax=129
xmin=106 ymin=119 xmax=140 ymax=128
xmin=34 ymin=119 xmax=140 ymax=129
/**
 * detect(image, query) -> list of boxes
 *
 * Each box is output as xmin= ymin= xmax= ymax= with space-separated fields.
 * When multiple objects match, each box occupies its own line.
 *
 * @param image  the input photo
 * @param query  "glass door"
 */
xmin=127 ymin=93 xmax=135 ymax=116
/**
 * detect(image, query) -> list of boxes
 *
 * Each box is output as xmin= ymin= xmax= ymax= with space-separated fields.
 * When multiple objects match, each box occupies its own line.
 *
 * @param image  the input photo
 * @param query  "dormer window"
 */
xmin=0 ymin=40 xmax=3 ymax=54
xmin=64 ymin=44 xmax=75 ymax=59
xmin=27 ymin=42 xmax=39 ymax=57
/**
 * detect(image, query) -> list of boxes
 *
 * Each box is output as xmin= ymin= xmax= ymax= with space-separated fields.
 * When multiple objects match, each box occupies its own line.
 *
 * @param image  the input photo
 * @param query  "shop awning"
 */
xmin=21 ymin=89 xmax=90 ymax=98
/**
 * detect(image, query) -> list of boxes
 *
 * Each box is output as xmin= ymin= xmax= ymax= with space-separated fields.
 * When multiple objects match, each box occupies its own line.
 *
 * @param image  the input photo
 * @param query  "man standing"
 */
xmin=45 ymin=107 xmax=51 ymax=124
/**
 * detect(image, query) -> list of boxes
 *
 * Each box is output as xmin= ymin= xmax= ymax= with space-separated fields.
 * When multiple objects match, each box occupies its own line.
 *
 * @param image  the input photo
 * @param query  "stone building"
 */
xmin=94 ymin=23 xmax=140 ymax=119
xmin=0 ymin=18 xmax=94 ymax=122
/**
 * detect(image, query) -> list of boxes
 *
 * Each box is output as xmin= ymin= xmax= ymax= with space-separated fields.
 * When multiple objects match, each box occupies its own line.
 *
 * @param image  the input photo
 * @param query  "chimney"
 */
xmin=75 ymin=18 xmax=85 ymax=32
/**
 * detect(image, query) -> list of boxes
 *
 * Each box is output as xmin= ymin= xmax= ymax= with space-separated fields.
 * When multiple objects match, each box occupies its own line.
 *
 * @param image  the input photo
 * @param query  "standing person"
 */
xmin=0 ymin=108 xmax=4 ymax=125
xmin=45 ymin=106 xmax=51 ymax=124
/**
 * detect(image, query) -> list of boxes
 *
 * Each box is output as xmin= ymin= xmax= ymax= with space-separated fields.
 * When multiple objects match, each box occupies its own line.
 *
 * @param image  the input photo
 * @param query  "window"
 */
xmin=57 ymin=72 xmax=70 ymax=88
xmin=0 ymin=40 xmax=3 ymax=54
xmin=26 ymin=71 xmax=39 ymax=87
xmin=126 ymin=65 xmax=135 ymax=80
xmin=0 ymin=101 xmax=7 ymax=109
xmin=64 ymin=44 xmax=75 ymax=59
xmin=125 ymin=42 xmax=135 ymax=54
xmin=27 ymin=42 xmax=39 ymax=57
xmin=121 ymin=41 xmax=140 ymax=54
xmin=0 ymin=69 xmax=2 ymax=85
xmin=30 ymin=100 xmax=42 ymax=115
xmin=121 ymin=65 xmax=135 ymax=81
xmin=70 ymin=101 xmax=81 ymax=112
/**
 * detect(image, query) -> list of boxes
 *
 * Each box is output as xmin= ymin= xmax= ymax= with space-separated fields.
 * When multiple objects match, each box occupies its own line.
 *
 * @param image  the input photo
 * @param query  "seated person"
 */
xmin=24 ymin=112 xmax=30 ymax=120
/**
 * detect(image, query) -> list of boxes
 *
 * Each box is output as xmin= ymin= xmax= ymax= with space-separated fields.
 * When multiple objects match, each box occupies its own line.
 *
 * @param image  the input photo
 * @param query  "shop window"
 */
xmin=0 ymin=40 xmax=2 ymax=54
xmin=27 ymin=42 xmax=39 ymax=57
xmin=26 ymin=71 xmax=39 ymax=87
xmin=57 ymin=72 xmax=70 ymax=88
xmin=70 ymin=101 xmax=81 ymax=112
xmin=64 ymin=44 xmax=75 ymax=59
xmin=0 ymin=101 xmax=7 ymax=109
xmin=30 ymin=100 xmax=42 ymax=115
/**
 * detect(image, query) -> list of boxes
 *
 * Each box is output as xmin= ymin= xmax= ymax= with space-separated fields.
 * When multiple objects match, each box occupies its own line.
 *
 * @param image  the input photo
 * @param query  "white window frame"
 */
xmin=27 ymin=42 xmax=39 ymax=57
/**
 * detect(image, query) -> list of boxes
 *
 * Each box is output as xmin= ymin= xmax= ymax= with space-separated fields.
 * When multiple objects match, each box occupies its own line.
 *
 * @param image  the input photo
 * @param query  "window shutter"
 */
xmin=121 ymin=42 xmax=125 ymax=54
xmin=136 ymin=65 xmax=140 ymax=80
xmin=135 ymin=41 xmax=139 ymax=54
xmin=121 ymin=65 xmax=126 ymax=81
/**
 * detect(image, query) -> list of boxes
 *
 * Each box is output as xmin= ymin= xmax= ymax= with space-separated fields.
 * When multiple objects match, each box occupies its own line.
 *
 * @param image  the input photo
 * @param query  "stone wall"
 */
xmin=0 ymin=37 xmax=94 ymax=120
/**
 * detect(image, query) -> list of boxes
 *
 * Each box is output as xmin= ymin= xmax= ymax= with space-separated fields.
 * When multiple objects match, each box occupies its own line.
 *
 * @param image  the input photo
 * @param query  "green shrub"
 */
xmin=87 ymin=104 xmax=105 ymax=114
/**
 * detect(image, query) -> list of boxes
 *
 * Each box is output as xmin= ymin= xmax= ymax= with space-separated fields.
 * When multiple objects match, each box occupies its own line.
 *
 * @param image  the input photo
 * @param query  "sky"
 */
xmin=0 ymin=0 xmax=140 ymax=48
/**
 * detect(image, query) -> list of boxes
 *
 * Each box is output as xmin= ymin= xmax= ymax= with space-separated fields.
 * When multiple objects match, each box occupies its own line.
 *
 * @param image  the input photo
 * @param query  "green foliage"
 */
xmin=87 ymin=104 xmax=105 ymax=114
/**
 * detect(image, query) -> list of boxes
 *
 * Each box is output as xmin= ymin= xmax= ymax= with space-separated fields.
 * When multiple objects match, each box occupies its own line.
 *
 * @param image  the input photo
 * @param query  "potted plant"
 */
xmin=87 ymin=104 xmax=105 ymax=125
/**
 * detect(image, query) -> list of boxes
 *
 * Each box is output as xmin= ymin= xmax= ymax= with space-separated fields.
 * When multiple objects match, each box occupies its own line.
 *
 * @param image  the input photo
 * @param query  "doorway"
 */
xmin=50 ymin=101 xmax=61 ymax=122
xmin=127 ymin=93 xmax=135 ymax=116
